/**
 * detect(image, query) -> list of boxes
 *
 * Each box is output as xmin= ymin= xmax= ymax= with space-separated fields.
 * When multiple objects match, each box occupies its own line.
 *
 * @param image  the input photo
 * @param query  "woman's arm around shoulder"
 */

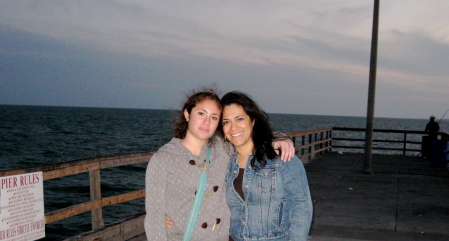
xmin=273 ymin=132 xmax=295 ymax=161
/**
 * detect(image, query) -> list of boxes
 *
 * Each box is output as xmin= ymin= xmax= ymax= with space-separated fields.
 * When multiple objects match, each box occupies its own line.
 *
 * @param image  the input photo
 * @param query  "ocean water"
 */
xmin=1 ymin=105 xmax=448 ymax=240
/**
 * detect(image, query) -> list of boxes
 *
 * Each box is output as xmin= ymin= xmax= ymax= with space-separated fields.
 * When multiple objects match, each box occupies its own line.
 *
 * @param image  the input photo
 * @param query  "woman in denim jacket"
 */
xmin=220 ymin=91 xmax=313 ymax=241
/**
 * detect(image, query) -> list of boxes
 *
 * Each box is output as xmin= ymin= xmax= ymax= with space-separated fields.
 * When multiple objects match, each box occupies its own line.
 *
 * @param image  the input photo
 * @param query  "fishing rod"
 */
xmin=438 ymin=108 xmax=449 ymax=123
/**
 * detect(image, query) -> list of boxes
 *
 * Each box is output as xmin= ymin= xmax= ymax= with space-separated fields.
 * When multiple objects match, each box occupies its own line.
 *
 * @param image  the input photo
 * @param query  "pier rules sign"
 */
xmin=0 ymin=172 xmax=45 ymax=241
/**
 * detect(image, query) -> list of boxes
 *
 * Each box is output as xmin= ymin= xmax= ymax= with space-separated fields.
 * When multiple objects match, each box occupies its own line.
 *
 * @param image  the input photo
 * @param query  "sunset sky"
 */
xmin=1 ymin=0 xmax=448 ymax=119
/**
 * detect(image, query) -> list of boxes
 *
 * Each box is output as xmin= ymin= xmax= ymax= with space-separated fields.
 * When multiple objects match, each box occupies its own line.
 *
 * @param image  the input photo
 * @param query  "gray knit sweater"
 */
xmin=144 ymin=137 xmax=231 ymax=240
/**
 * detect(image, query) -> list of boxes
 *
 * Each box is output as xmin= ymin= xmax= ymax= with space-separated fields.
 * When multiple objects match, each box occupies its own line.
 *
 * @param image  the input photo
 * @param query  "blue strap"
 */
xmin=182 ymin=148 xmax=210 ymax=241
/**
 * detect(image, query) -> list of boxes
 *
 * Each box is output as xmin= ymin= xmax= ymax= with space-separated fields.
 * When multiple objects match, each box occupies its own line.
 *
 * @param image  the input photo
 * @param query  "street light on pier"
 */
xmin=364 ymin=0 xmax=380 ymax=174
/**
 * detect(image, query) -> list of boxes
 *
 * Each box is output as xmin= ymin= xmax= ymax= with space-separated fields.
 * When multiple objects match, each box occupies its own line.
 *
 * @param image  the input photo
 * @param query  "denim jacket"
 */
xmin=226 ymin=154 xmax=313 ymax=241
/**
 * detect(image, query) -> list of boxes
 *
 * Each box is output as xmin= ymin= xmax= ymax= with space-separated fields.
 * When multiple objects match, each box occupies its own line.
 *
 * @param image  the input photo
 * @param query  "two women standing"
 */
xmin=144 ymin=89 xmax=312 ymax=240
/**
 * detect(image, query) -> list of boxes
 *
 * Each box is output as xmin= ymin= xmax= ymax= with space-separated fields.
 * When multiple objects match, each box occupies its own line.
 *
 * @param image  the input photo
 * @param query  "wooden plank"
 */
xmin=333 ymin=127 xmax=449 ymax=138
xmin=288 ymin=127 xmax=332 ymax=138
xmin=46 ymin=200 xmax=102 ymax=224
xmin=90 ymin=169 xmax=104 ymax=230
xmin=46 ymin=189 xmax=146 ymax=224
xmin=1 ymin=152 xmax=154 ymax=178
xmin=102 ymin=196 xmax=119 ymax=207
xmin=127 ymin=234 xmax=147 ymax=241
xmin=122 ymin=214 xmax=145 ymax=240
xmin=118 ymin=190 xmax=145 ymax=203
xmin=332 ymin=146 xmax=421 ymax=152
xmin=0 ymin=169 xmax=24 ymax=177
xmin=44 ymin=162 xmax=99 ymax=180
xmin=64 ymin=224 xmax=122 ymax=241
xmin=100 ymin=152 xmax=154 ymax=169
xmin=1 ymin=159 xmax=101 ymax=178
xmin=102 ymin=190 xmax=145 ymax=207
xmin=64 ymin=213 xmax=146 ymax=241
xmin=333 ymin=138 xmax=421 ymax=144
xmin=297 ymin=138 xmax=332 ymax=150
xmin=299 ymin=146 xmax=332 ymax=161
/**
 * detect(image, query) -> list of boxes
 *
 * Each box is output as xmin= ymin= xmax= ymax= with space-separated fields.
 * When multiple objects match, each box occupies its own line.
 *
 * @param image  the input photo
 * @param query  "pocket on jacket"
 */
xmin=271 ymin=200 xmax=289 ymax=234
xmin=256 ymin=168 xmax=276 ymax=193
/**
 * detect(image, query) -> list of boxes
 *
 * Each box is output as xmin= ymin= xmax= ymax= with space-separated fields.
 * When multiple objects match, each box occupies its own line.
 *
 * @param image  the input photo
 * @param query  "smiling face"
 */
xmin=184 ymin=99 xmax=221 ymax=143
xmin=222 ymin=103 xmax=255 ymax=154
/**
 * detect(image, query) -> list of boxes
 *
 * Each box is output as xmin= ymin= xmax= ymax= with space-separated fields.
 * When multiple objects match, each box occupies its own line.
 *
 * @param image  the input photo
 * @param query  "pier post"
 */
xmin=302 ymin=135 xmax=306 ymax=157
xmin=89 ymin=169 xmax=104 ymax=230
xmin=403 ymin=133 xmax=407 ymax=155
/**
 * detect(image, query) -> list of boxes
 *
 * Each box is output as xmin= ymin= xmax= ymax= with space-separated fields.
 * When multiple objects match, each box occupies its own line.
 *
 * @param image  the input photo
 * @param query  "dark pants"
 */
xmin=422 ymin=136 xmax=432 ymax=158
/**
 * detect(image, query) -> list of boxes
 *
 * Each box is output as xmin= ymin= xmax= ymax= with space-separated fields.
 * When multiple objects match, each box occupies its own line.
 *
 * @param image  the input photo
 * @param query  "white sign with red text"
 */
xmin=0 ymin=172 xmax=45 ymax=241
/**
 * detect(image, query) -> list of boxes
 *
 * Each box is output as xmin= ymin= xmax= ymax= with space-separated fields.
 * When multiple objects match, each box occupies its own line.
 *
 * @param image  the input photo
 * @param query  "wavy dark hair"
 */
xmin=174 ymin=89 xmax=221 ymax=140
xmin=220 ymin=91 xmax=276 ymax=170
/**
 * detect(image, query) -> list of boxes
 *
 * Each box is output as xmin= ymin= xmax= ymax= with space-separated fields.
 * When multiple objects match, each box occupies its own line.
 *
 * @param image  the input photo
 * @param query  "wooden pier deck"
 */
xmin=306 ymin=153 xmax=449 ymax=241
xmin=133 ymin=152 xmax=449 ymax=241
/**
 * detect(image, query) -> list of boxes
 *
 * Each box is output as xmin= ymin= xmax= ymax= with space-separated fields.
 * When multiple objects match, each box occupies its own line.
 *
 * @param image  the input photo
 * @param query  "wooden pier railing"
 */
xmin=332 ymin=127 xmax=448 ymax=156
xmin=288 ymin=127 xmax=333 ymax=161
xmin=1 ymin=127 xmax=441 ymax=240
xmin=0 ymin=151 xmax=155 ymax=241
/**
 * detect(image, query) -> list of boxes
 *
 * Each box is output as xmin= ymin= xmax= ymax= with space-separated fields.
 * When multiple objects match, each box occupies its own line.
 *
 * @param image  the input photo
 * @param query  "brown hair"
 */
xmin=174 ymin=89 xmax=221 ymax=139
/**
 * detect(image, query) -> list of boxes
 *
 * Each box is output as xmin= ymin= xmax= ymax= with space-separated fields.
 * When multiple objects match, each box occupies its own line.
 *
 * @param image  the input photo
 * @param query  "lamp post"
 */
xmin=364 ymin=0 xmax=380 ymax=174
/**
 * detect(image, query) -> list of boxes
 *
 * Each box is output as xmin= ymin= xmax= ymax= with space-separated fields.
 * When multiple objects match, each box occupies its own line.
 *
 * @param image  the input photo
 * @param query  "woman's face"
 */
xmin=184 ymin=99 xmax=221 ymax=141
xmin=222 ymin=104 xmax=255 ymax=151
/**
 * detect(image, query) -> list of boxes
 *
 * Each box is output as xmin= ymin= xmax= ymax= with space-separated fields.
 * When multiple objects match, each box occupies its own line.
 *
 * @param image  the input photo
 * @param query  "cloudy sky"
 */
xmin=1 ymin=0 xmax=448 ymax=119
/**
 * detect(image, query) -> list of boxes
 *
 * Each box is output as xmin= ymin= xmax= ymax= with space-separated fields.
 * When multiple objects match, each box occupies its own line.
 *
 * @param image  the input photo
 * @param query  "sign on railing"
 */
xmin=0 ymin=172 xmax=45 ymax=241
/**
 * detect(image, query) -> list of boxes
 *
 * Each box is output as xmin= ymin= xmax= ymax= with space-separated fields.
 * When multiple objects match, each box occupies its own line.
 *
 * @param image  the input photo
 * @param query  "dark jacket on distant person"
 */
xmin=425 ymin=121 xmax=440 ymax=139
